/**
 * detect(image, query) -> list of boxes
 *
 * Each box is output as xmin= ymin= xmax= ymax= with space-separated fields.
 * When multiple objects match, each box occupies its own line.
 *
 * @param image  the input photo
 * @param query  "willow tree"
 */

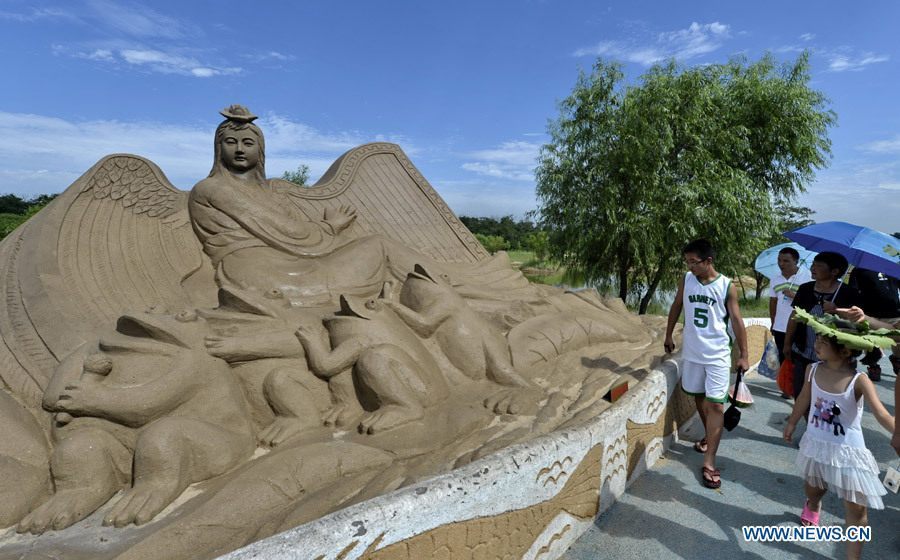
xmin=535 ymin=53 xmax=835 ymax=313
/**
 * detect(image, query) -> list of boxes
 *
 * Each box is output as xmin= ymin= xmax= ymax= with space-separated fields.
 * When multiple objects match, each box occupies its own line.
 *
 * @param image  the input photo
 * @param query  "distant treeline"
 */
xmin=0 ymin=193 xmax=58 ymax=239
xmin=459 ymin=215 xmax=542 ymax=250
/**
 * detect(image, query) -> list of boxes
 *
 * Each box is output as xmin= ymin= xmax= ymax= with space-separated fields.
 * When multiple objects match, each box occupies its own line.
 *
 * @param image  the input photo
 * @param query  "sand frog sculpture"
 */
xmin=295 ymin=292 xmax=449 ymax=434
xmin=17 ymin=310 xmax=254 ymax=533
xmin=385 ymin=264 xmax=542 ymax=414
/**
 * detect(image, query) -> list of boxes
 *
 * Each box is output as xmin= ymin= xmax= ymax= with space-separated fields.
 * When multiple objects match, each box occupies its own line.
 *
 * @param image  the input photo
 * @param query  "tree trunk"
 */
xmin=753 ymin=273 xmax=767 ymax=300
xmin=736 ymin=275 xmax=746 ymax=299
xmin=618 ymin=262 xmax=628 ymax=303
xmin=638 ymin=258 xmax=667 ymax=315
xmin=617 ymin=247 xmax=631 ymax=303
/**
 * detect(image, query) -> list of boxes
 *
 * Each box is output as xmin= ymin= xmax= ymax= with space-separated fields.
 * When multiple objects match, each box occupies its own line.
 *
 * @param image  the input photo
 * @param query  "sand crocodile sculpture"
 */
xmin=0 ymin=105 xmax=671 ymax=560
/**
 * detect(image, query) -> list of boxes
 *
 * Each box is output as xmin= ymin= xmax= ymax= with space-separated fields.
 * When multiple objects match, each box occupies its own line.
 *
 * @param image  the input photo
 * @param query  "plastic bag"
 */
xmin=756 ymin=339 xmax=780 ymax=380
xmin=728 ymin=379 xmax=754 ymax=408
xmin=776 ymin=357 xmax=794 ymax=396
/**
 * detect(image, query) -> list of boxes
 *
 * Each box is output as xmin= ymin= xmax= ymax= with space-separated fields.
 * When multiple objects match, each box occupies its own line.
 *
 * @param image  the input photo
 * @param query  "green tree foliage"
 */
xmin=535 ymin=53 xmax=834 ymax=313
xmin=525 ymin=231 xmax=550 ymax=262
xmin=0 ymin=194 xmax=30 ymax=214
xmin=460 ymin=215 xmax=540 ymax=250
xmin=474 ymin=233 xmax=509 ymax=254
xmin=0 ymin=194 xmax=58 ymax=238
xmin=281 ymin=164 xmax=311 ymax=187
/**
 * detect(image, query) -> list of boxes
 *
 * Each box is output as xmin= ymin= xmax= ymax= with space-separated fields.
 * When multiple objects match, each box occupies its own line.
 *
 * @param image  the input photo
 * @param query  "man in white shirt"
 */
xmin=767 ymin=247 xmax=812 ymax=372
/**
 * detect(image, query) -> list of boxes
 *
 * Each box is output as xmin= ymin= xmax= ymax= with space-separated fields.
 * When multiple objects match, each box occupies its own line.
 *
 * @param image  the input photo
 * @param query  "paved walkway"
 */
xmin=563 ymin=356 xmax=899 ymax=560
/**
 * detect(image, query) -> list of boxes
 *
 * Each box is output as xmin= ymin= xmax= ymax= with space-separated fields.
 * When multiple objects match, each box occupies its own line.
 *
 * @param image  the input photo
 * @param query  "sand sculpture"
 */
xmin=0 ymin=105 xmax=670 ymax=559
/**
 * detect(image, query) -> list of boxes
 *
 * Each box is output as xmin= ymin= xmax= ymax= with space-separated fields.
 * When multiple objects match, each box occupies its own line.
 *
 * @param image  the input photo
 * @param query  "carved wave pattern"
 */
xmin=352 ymin=444 xmax=604 ymax=560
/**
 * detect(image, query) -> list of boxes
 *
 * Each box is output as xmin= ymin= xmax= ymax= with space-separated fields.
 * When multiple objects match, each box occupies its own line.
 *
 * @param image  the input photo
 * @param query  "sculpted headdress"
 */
xmin=219 ymin=104 xmax=258 ymax=123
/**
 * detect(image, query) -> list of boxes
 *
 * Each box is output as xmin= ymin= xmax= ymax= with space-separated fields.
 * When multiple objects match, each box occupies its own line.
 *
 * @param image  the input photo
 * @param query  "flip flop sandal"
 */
xmin=701 ymin=466 xmax=721 ymax=489
xmin=800 ymin=500 xmax=820 ymax=526
xmin=693 ymin=438 xmax=708 ymax=453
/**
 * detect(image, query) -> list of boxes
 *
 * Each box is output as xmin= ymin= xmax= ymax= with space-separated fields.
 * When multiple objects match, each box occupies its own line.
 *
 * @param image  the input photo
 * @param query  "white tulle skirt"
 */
xmin=797 ymin=435 xmax=886 ymax=509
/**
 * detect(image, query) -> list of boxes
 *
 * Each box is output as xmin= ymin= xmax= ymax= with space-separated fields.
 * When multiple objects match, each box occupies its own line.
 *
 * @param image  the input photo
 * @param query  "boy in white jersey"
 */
xmin=664 ymin=239 xmax=749 ymax=489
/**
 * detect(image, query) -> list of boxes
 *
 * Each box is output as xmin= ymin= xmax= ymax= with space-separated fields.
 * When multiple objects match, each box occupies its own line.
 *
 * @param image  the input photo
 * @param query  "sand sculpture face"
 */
xmin=220 ymin=128 xmax=262 ymax=174
xmin=0 ymin=104 xmax=667 ymax=560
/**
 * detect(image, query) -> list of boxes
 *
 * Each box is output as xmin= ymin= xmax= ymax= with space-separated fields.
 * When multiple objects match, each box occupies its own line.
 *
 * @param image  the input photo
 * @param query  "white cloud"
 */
xmin=81 ymin=48 xmax=114 ymax=61
xmin=86 ymin=0 xmax=192 ymax=39
xmin=826 ymin=51 xmax=888 ymax=72
xmin=799 ymin=182 xmax=900 ymax=234
xmin=860 ymin=136 xmax=900 ymax=154
xmin=55 ymin=46 xmax=243 ymax=78
xmin=574 ymin=22 xmax=731 ymax=65
xmin=0 ymin=111 xmax=401 ymax=196
xmin=244 ymin=51 xmax=296 ymax=63
xmin=800 ymin=33 xmax=816 ymax=42
xmin=461 ymin=141 xmax=541 ymax=181
xmin=0 ymin=7 xmax=77 ymax=23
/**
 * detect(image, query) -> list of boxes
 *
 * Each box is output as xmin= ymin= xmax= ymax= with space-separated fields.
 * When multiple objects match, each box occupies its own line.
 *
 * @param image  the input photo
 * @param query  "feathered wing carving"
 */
xmin=278 ymin=142 xmax=490 ymax=263
xmin=0 ymin=155 xmax=213 ymax=409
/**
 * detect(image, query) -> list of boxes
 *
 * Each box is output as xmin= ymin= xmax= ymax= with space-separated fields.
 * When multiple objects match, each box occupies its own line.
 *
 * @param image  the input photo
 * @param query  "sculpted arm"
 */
xmin=295 ymin=327 xmax=365 ymax=378
xmin=384 ymin=301 xmax=450 ymax=337
xmin=55 ymin=365 xmax=199 ymax=428
xmin=191 ymin=181 xmax=333 ymax=252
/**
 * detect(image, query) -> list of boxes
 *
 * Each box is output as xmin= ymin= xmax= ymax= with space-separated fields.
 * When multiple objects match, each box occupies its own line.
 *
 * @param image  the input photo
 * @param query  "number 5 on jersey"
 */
xmin=693 ymin=307 xmax=709 ymax=328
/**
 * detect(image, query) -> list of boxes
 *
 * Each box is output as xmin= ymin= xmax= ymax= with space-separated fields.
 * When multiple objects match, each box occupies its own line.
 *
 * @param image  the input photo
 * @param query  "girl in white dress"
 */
xmin=783 ymin=309 xmax=895 ymax=560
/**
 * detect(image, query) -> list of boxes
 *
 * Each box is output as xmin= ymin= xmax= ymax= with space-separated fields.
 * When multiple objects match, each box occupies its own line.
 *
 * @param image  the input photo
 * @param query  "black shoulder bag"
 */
xmin=723 ymin=367 xmax=744 ymax=432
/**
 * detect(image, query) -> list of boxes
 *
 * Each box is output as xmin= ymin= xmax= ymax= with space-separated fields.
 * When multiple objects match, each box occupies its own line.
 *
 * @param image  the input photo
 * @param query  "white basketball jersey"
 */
xmin=682 ymin=271 xmax=732 ymax=363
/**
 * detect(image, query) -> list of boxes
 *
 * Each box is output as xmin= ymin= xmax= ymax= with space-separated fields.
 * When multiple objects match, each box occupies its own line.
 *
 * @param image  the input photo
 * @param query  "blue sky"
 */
xmin=2 ymin=0 xmax=898 ymax=232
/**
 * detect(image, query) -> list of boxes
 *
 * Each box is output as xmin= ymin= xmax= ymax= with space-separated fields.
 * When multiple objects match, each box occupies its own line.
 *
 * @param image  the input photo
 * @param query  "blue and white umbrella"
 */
xmin=754 ymin=242 xmax=817 ymax=280
xmin=784 ymin=221 xmax=900 ymax=279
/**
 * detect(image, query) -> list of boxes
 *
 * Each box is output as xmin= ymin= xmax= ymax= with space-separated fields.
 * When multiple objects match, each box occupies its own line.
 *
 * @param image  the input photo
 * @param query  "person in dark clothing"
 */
xmin=849 ymin=267 xmax=900 ymax=381
xmin=783 ymin=252 xmax=862 ymax=398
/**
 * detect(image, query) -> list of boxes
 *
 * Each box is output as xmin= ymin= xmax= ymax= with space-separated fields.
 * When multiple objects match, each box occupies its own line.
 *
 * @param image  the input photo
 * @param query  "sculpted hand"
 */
xmin=324 ymin=205 xmax=357 ymax=234
xmin=56 ymin=380 xmax=104 ymax=416
xmin=294 ymin=323 xmax=318 ymax=343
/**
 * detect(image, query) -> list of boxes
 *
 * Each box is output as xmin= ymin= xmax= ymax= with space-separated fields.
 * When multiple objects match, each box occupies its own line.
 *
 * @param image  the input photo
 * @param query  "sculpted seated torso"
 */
xmin=188 ymin=112 xmax=434 ymax=306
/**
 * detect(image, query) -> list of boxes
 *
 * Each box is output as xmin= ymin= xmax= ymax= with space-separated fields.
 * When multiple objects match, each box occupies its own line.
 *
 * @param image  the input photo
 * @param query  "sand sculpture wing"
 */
xmin=275 ymin=142 xmax=490 ymax=264
xmin=0 ymin=155 xmax=213 ymax=409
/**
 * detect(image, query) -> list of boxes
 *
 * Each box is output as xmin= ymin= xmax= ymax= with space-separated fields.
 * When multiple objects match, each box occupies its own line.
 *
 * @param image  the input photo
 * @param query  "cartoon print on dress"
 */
xmin=830 ymin=403 xmax=845 ymax=436
xmin=819 ymin=401 xmax=833 ymax=427
xmin=811 ymin=397 xmax=825 ymax=428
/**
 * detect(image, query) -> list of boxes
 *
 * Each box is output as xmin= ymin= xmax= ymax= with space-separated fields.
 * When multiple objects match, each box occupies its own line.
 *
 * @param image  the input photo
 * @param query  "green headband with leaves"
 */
xmin=793 ymin=308 xmax=900 ymax=351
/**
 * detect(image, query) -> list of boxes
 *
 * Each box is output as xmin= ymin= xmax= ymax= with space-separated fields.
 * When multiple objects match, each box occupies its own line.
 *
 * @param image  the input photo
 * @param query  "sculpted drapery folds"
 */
xmin=189 ymin=105 xmax=392 ymax=305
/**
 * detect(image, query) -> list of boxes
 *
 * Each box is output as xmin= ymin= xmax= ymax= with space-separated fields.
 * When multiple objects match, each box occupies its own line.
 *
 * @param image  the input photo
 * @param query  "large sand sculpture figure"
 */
xmin=0 ymin=106 xmax=671 ymax=559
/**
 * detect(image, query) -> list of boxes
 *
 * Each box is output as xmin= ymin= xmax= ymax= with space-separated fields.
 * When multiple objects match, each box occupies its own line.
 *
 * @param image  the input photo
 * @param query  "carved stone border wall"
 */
xmin=221 ymin=353 xmax=701 ymax=560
